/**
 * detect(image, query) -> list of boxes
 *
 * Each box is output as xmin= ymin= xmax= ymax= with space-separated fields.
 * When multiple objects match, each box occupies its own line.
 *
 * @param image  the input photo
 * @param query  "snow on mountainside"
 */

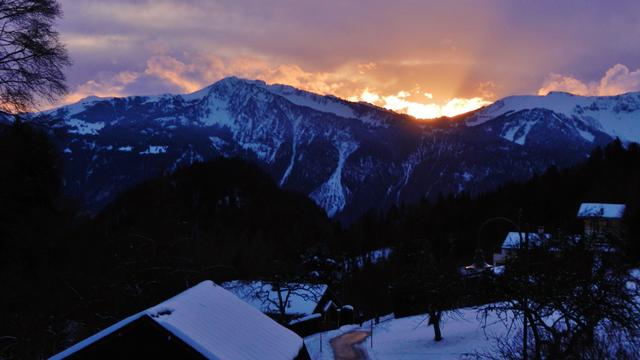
xmin=27 ymin=77 xmax=638 ymax=222
xmin=467 ymin=91 xmax=640 ymax=143
xmin=257 ymin=81 xmax=395 ymax=127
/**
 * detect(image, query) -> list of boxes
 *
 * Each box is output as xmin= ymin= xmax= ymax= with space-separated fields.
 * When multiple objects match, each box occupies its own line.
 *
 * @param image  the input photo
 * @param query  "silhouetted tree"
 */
xmin=0 ymin=121 xmax=73 ymax=359
xmin=0 ymin=0 xmax=69 ymax=113
xmin=394 ymin=237 xmax=462 ymax=342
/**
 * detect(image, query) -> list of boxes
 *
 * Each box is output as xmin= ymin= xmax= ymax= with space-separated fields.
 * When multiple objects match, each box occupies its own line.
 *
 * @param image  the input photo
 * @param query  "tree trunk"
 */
xmin=432 ymin=311 xmax=443 ymax=341
xmin=525 ymin=310 xmax=541 ymax=360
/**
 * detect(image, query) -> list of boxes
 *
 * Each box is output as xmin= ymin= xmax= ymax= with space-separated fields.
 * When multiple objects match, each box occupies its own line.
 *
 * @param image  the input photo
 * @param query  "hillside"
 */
xmin=356 ymin=138 xmax=640 ymax=255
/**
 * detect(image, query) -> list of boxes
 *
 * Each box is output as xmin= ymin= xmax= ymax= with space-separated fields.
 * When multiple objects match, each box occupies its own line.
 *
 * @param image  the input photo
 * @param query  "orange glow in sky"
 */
xmin=349 ymin=88 xmax=491 ymax=119
xmin=55 ymin=1 xmax=640 ymax=116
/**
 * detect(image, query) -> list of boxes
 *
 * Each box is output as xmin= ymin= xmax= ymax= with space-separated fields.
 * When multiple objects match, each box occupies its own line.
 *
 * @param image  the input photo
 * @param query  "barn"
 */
xmin=49 ymin=281 xmax=310 ymax=359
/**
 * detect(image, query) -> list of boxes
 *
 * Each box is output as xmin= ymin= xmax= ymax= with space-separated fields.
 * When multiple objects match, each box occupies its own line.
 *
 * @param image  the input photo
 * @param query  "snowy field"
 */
xmin=305 ymin=307 xmax=509 ymax=360
xmin=306 ymin=269 xmax=640 ymax=359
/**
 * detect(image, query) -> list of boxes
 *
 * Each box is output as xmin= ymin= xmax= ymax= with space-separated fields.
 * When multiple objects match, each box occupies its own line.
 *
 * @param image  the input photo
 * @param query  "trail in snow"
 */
xmin=330 ymin=331 xmax=370 ymax=360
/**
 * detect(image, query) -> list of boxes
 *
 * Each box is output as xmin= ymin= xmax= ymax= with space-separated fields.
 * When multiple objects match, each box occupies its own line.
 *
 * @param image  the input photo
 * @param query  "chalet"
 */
xmin=222 ymin=281 xmax=339 ymax=336
xmin=493 ymin=231 xmax=551 ymax=265
xmin=49 ymin=281 xmax=310 ymax=360
xmin=577 ymin=203 xmax=626 ymax=238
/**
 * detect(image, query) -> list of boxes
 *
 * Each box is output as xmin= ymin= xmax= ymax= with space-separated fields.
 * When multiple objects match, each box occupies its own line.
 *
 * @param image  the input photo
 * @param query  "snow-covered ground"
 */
xmin=305 ymin=324 xmax=361 ymax=360
xmin=139 ymin=145 xmax=168 ymax=155
xmin=305 ymin=308 xmax=508 ymax=360
xmin=306 ymin=269 xmax=640 ymax=359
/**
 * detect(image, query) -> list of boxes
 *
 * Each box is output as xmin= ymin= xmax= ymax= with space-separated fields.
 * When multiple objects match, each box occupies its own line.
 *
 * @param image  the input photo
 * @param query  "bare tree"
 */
xmin=478 ymin=234 xmax=640 ymax=359
xmin=224 ymin=280 xmax=326 ymax=323
xmin=259 ymin=281 xmax=325 ymax=323
xmin=224 ymin=253 xmax=331 ymax=324
xmin=0 ymin=0 xmax=69 ymax=113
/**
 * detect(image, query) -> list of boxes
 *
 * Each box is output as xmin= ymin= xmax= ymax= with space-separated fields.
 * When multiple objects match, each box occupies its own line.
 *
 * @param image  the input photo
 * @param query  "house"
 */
xmin=49 ymin=281 xmax=310 ymax=360
xmin=577 ymin=203 xmax=626 ymax=238
xmin=493 ymin=231 xmax=551 ymax=265
xmin=221 ymin=281 xmax=339 ymax=336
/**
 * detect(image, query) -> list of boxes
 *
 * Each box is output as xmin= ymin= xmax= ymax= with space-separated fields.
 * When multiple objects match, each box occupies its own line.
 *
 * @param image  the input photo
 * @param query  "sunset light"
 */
xmin=42 ymin=0 xmax=640 ymax=115
xmin=6 ymin=1 xmax=640 ymax=359
xmin=349 ymin=88 xmax=491 ymax=119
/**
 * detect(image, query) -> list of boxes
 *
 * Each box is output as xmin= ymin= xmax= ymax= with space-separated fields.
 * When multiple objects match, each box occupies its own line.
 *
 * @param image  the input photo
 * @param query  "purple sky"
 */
xmin=56 ymin=0 xmax=640 ymax=117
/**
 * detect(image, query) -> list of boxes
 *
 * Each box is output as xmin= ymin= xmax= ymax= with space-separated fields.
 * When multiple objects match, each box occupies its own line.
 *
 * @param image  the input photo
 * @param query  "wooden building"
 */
xmin=577 ymin=203 xmax=626 ymax=239
xmin=49 ymin=281 xmax=310 ymax=360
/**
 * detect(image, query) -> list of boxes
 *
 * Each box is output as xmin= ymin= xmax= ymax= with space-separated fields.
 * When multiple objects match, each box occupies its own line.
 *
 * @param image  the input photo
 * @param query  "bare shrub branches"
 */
xmin=478 ymin=236 xmax=640 ymax=359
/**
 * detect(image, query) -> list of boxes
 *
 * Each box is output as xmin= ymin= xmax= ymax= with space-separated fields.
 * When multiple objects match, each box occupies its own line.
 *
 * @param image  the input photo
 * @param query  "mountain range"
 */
xmin=25 ymin=77 xmax=640 ymax=222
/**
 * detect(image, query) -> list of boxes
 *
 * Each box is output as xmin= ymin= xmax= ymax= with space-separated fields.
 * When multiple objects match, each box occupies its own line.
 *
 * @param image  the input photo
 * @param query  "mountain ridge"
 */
xmin=27 ymin=77 xmax=639 ymax=222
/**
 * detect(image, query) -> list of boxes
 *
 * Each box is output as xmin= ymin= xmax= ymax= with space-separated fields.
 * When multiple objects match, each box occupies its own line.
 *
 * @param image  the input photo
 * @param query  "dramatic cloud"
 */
xmin=140 ymin=53 xmax=360 ymax=97
xmin=55 ymin=0 xmax=640 ymax=117
xmin=538 ymin=74 xmax=592 ymax=96
xmin=538 ymin=64 xmax=640 ymax=96
xmin=65 ymin=71 xmax=140 ymax=104
xmin=597 ymin=64 xmax=640 ymax=95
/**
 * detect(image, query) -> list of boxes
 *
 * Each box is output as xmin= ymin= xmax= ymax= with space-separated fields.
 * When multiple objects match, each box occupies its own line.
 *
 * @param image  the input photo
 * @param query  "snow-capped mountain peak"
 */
xmin=467 ymin=91 xmax=640 ymax=143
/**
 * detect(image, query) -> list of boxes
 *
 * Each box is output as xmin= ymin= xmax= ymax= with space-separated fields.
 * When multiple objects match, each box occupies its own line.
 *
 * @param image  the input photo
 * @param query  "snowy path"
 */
xmin=305 ymin=310 xmax=505 ymax=359
xmin=330 ymin=331 xmax=370 ymax=360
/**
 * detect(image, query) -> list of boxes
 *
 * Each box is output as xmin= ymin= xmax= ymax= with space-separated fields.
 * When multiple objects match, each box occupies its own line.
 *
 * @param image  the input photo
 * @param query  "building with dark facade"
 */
xmin=49 ymin=281 xmax=310 ymax=360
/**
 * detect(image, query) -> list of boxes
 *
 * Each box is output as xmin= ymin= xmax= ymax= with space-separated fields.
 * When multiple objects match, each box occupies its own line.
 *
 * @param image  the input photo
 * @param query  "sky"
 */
xmin=56 ymin=0 xmax=640 ymax=119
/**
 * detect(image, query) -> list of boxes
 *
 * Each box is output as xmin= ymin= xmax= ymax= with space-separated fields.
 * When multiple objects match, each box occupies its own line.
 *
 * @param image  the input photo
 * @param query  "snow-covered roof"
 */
xmin=222 ymin=281 xmax=328 ymax=317
xmin=501 ymin=231 xmax=551 ymax=249
xmin=288 ymin=313 xmax=322 ymax=326
xmin=577 ymin=203 xmax=626 ymax=219
xmin=50 ymin=281 xmax=304 ymax=360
